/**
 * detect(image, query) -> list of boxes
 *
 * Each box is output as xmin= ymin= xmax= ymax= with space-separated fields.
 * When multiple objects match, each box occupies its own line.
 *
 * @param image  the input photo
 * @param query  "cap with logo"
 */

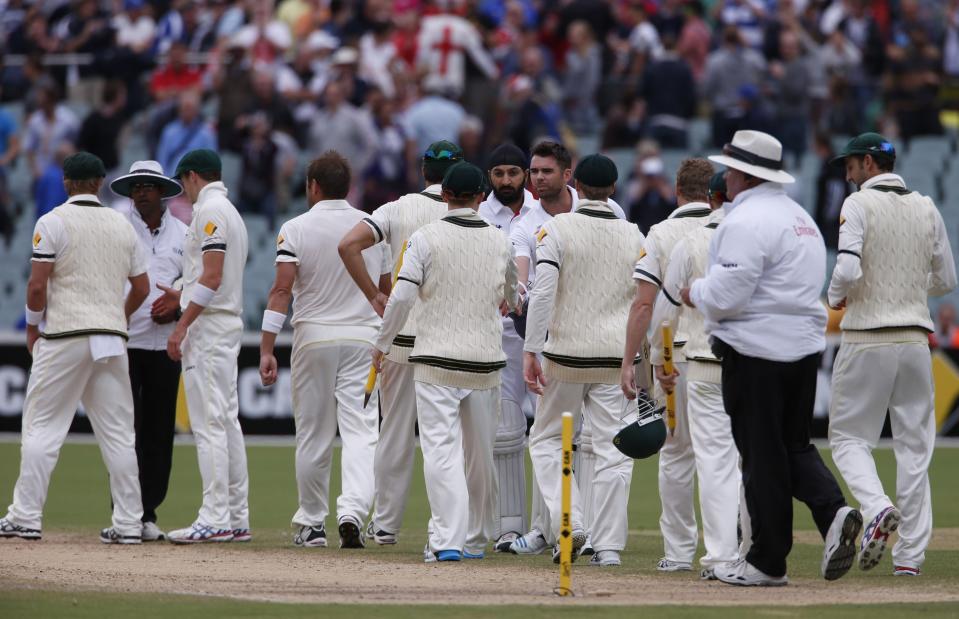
xmin=423 ymin=140 xmax=464 ymax=180
xmin=173 ymin=149 xmax=222 ymax=180
xmin=63 ymin=152 xmax=107 ymax=181
xmin=831 ymin=132 xmax=896 ymax=165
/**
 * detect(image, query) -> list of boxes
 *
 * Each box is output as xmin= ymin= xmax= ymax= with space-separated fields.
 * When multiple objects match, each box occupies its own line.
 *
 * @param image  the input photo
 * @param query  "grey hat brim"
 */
xmin=110 ymin=172 xmax=183 ymax=199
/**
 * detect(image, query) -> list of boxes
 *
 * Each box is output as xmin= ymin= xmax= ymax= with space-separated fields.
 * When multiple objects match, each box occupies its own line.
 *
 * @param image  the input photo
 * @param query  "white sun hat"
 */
xmin=708 ymin=130 xmax=795 ymax=184
xmin=110 ymin=160 xmax=183 ymax=199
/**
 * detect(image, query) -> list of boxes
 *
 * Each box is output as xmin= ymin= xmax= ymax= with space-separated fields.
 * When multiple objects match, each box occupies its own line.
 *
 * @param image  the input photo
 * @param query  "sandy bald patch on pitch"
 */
xmin=2 ymin=533 xmax=957 ymax=606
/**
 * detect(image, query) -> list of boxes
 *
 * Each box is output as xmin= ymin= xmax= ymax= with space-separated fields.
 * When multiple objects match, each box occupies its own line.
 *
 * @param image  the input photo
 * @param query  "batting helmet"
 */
xmin=613 ymin=390 xmax=666 ymax=459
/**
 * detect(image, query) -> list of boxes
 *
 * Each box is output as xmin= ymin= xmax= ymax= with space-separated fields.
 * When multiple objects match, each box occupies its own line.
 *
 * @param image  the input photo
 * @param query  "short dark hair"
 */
xmin=850 ymin=153 xmax=894 ymax=173
xmin=423 ymin=164 xmax=447 ymax=184
xmin=675 ymin=159 xmax=713 ymax=202
xmin=578 ymin=183 xmax=614 ymax=200
xmin=196 ymin=170 xmax=221 ymax=182
xmin=531 ymin=140 xmax=572 ymax=171
xmin=307 ymin=151 xmax=351 ymax=199
xmin=64 ymin=178 xmax=102 ymax=195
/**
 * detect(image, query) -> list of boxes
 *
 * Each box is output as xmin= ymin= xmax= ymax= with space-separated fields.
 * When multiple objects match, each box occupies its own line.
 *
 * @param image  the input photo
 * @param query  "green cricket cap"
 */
xmin=708 ymin=172 xmax=727 ymax=195
xmin=442 ymin=162 xmax=485 ymax=197
xmin=63 ymin=152 xmax=106 ymax=180
xmin=173 ymin=149 xmax=222 ymax=179
xmin=574 ymin=153 xmax=618 ymax=187
xmin=831 ymin=133 xmax=896 ymax=164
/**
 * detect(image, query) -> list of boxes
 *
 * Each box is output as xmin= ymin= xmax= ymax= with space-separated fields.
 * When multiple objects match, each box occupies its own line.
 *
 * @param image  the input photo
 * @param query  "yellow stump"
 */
xmin=557 ymin=411 xmax=574 ymax=596
xmin=662 ymin=321 xmax=676 ymax=437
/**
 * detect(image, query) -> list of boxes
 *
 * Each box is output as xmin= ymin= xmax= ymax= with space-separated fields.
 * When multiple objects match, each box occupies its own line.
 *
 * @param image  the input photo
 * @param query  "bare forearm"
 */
xmin=260 ymin=331 xmax=278 ymax=356
xmin=176 ymin=302 xmax=205 ymax=333
xmin=124 ymin=289 xmax=148 ymax=319
xmin=26 ymin=281 xmax=46 ymax=311
xmin=623 ymin=298 xmax=652 ymax=365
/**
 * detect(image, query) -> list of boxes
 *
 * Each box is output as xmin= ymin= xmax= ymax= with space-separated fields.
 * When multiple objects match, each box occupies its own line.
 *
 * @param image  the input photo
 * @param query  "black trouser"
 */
xmin=129 ymin=348 xmax=181 ymax=524
xmin=715 ymin=339 xmax=846 ymax=577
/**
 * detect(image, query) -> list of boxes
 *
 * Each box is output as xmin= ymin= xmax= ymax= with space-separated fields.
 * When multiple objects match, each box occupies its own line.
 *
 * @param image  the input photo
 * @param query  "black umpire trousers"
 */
xmin=128 ymin=348 xmax=181 ymax=524
xmin=715 ymin=339 xmax=847 ymax=578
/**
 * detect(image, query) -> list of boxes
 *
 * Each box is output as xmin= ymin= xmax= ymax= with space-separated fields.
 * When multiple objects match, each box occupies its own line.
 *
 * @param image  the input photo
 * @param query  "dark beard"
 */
xmin=493 ymin=185 xmax=522 ymax=206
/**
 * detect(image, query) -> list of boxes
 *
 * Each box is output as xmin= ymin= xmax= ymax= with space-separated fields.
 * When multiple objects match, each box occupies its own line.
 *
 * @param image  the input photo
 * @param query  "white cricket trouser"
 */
xmin=416 ymin=381 xmax=500 ymax=554
xmin=530 ymin=379 xmax=633 ymax=552
xmin=687 ymin=377 xmax=742 ymax=567
xmin=291 ymin=342 xmax=378 ymax=528
xmin=372 ymin=359 xmax=417 ymax=534
xmin=657 ymin=361 xmax=697 ymax=563
xmin=496 ymin=322 xmax=528 ymax=537
xmin=6 ymin=337 xmax=142 ymax=534
xmin=182 ymin=312 xmax=249 ymax=530
xmin=829 ymin=341 xmax=935 ymax=569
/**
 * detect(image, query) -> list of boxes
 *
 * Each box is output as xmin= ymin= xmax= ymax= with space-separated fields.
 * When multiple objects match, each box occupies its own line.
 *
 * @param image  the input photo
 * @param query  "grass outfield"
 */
xmin=1 ymin=441 xmax=958 ymax=616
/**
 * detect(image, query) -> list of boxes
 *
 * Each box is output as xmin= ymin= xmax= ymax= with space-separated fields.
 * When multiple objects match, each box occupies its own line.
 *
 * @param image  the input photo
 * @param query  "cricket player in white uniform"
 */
xmin=373 ymin=162 xmax=520 ymax=561
xmin=338 ymin=141 xmax=459 ymax=545
xmin=260 ymin=152 xmax=392 ymax=549
xmin=621 ymin=158 xmax=715 ymax=572
xmin=649 ymin=172 xmax=742 ymax=580
xmin=166 ymin=149 xmax=251 ymax=544
xmin=110 ymin=160 xmax=187 ymax=543
xmin=0 ymin=152 xmax=149 ymax=544
xmin=524 ymin=154 xmax=645 ymax=567
xmin=507 ymin=141 xmax=628 ymax=557
xmin=827 ymin=133 xmax=957 ymax=576
xmin=477 ymin=143 xmax=537 ymax=551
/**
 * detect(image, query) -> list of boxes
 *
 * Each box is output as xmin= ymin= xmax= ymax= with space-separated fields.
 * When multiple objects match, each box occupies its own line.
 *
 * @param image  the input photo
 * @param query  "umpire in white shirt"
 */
xmin=110 ymin=161 xmax=187 ymax=542
xmin=683 ymin=131 xmax=862 ymax=586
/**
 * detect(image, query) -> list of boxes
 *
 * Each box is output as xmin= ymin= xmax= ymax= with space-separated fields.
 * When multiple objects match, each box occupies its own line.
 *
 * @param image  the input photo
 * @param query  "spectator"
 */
xmin=885 ymin=27 xmax=944 ymax=141
xmin=237 ymin=112 xmax=279 ymax=228
xmin=362 ymin=92 xmax=414 ymax=212
xmin=6 ymin=7 xmax=58 ymax=56
xmin=34 ymin=142 xmax=73 ymax=221
xmin=237 ymin=68 xmax=297 ymax=143
xmin=562 ymin=21 xmax=602 ymax=136
xmin=702 ymin=26 xmax=766 ymax=148
xmin=155 ymin=0 xmax=218 ymax=54
xmin=767 ymin=30 xmax=822 ymax=164
xmin=416 ymin=10 xmax=499 ymax=98
xmin=155 ymin=90 xmax=217 ymax=176
xmin=307 ymin=80 xmax=378 ymax=194
xmin=640 ymin=35 xmax=697 ymax=148
xmin=678 ymin=0 xmax=711 ymax=82
xmin=23 ymin=83 xmax=79 ymax=183
xmin=503 ymin=75 xmax=558 ymax=154
xmin=212 ymin=43 xmax=255 ymax=153
xmin=0 ymin=80 xmax=20 ymax=247
xmin=403 ymin=85 xmax=466 ymax=156
xmin=359 ymin=16 xmax=400 ymax=98
xmin=931 ymin=303 xmax=959 ymax=349
xmin=329 ymin=47 xmax=370 ymax=107
xmin=714 ymin=0 xmax=767 ymax=50
xmin=627 ymin=157 xmax=676 ymax=234
xmin=76 ymin=80 xmax=127 ymax=177
xmin=113 ymin=0 xmax=157 ymax=55
xmin=812 ymin=133 xmax=851 ymax=251
xmin=628 ymin=4 xmax=663 ymax=70
xmin=231 ymin=0 xmax=293 ymax=65
xmin=150 ymin=41 xmax=204 ymax=103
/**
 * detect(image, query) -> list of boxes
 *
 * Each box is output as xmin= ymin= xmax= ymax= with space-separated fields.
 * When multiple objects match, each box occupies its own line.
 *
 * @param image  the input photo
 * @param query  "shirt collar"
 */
xmin=66 ymin=194 xmax=102 ymax=206
xmin=424 ymin=184 xmax=442 ymax=196
xmin=446 ymin=207 xmax=481 ymax=218
xmin=668 ymin=201 xmax=711 ymax=219
xmin=197 ymin=181 xmax=228 ymax=203
xmin=574 ymin=199 xmax=612 ymax=212
xmin=310 ymin=199 xmax=353 ymax=211
xmin=706 ymin=207 xmax=725 ymax=224
xmin=129 ymin=205 xmax=170 ymax=232
xmin=861 ymin=173 xmax=906 ymax=190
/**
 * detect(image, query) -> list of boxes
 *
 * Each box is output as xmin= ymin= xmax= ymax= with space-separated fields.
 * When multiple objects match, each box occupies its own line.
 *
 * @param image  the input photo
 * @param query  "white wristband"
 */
xmin=25 ymin=306 xmax=44 ymax=326
xmin=261 ymin=310 xmax=286 ymax=334
xmin=191 ymin=284 xmax=216 ymax=307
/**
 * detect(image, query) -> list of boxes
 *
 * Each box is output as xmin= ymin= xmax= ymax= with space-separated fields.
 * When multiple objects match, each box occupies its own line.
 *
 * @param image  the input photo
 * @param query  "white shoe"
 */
xmin=423 ymin=544 xmax=437 ymax=563
xmin=294 ymin=525 xmax=328 ymax=548
xmin=700 ymin=567 xmax=717 ymax=581
xmin=822 ymin=506 xmax=862 ymax=581
xmin=168 ymin=522 xmax=234 ymax=544
xmin=99 ymin=527 xmax=141 ymax=545
xmin=657 ymin=558 xmax=693 ymax=572
xmin=860 ymin=506 xmax=901 ymax=571
xmin=0 ymin=517 xmax=41 ymax=540
xmin=893 ymin=565 xmax=921 ymax=576
xmin=493 ymin=531 xmax=519 ymax=553
xmin=366 ymin=521 xmax=397 ymax=545
xmin=509 ymin=529 xmax=548 ymax=555
xmin=551 ymin=529 xmax=586 ymax=564
xmin=588 ymin=550 xmax=621 ymax=566
xmin=141 ymin=522 xmax=166 ymax=542
xmin=716 ymin=558 xmax=788 ymax=587
xmin=579 ymin=535 xmax=594 ymax=557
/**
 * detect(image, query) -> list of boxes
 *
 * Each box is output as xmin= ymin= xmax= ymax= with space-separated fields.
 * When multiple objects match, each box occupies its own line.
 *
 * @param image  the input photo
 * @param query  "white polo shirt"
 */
xmin=509 ymin=186 xmax=626 ymax=285
xmin=277 ymin=199 xmax=391 ymax=349
xmin=478 ymin=188 xmax=537 ymax=234
xmin=690 ymin=183 xmax=827 ymax=362
xmin=181 ymin=182 xmax=248 ymax=316
xmin=126 ymin=207 xmax=187 ymax=351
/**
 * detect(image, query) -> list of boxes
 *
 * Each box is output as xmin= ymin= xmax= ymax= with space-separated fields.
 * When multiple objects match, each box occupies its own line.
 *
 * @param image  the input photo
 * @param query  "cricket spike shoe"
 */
xmin=859 ymin=506 xmax=901 ymax=571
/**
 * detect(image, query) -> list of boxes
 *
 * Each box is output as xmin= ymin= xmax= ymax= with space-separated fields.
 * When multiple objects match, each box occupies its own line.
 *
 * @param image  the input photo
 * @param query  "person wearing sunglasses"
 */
xmin=107 ymin=160 xmax=186 ymax=542
xmin=338 ymin=140 xmax=462 ymax=546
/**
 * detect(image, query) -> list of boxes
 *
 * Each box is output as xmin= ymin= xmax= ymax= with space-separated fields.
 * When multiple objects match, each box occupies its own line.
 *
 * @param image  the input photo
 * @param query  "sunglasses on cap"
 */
xmin=424 ymin=149 xmax=461 ymax=161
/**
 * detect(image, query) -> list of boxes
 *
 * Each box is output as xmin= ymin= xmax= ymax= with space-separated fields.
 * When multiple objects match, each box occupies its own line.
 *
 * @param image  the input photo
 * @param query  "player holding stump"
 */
xmin=338 ymin=141 xmax=459 ymax=545
xmin=166 ymin=149 xmax=251 ymax=544
xmin=827 ymin=133 xmax=957 ymax=576
xmin=0 ymin=152 xmax=149 ymax=544
xmin=373 ymin=162 xmax=520 ymax=561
